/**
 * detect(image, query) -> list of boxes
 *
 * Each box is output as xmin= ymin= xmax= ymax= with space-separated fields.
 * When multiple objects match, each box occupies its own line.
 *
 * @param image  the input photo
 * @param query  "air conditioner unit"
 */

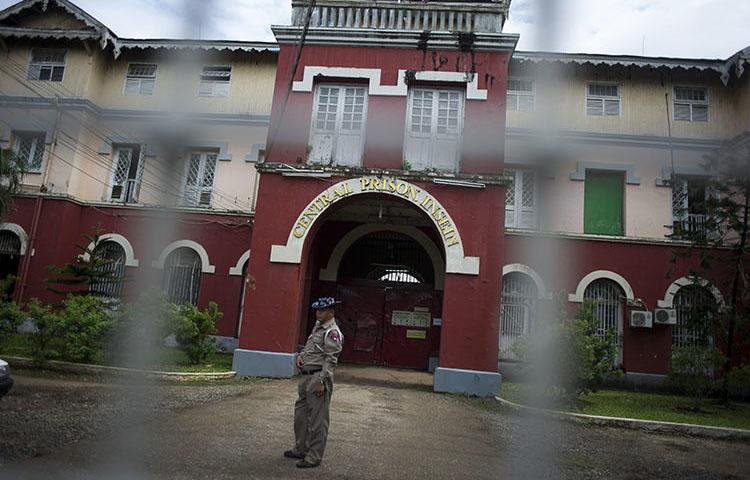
xmin=653 ymin=308 xmax=677 ymax=325
xmin=630 ymin=310 xmax=653 ymax=328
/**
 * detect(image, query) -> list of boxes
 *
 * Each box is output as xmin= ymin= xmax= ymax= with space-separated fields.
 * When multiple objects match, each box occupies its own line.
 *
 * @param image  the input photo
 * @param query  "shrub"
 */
xmin=669 ymin=345 xmax=725 ymax=411
xmin=57 ymin=294 xmax=114 ymax=363
xmin=166 ymin=301 xmax=221 ymax=365
xmin=26 ymin=298 xmax=60 ymax=364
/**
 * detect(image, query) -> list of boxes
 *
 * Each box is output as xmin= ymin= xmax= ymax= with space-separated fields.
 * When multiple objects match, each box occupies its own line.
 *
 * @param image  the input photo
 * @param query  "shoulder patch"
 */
xmin=327 ymin=329 xmax=341 ymax=343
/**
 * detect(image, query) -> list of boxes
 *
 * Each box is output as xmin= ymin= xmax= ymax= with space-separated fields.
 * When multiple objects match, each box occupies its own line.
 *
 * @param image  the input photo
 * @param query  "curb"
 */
xmin=494 ymin=396 xmax=750 ymax=442
xmin=4 ymin=356 xmax=237 ymax=381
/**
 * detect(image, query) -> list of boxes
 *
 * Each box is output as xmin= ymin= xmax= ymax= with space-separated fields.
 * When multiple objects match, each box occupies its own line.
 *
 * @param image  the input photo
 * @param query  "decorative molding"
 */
xmin=184 ymin=140 xmax=232 ymax=161
xmin=152 ymin=239 xmax=216 ymax=274
xmin=81 ymin=233 xmax=139 ymax=267
xmin=293 ymin=66 xmax=488 ymax=100
xmin=657 ymin=276 xmax=725 ymax=308
xmin=0 ymin=223 xmax=29 ymax=255
xmin=502 ymin=263 xmax=546 ymax=299
xmin=244 ymin=144 xmax=266 ymax=162
xmin=270 ymin=177 xmax=480 ymax=276
xmin=655 ymin=166 xmax=711 ymax=187
xmin=568 ymin=270 xmax=635 ymax=303
xmin=229 ymin=249 xmax=250 ymax=276
xmin=97 ymin=139 xmax=157 ymax=156
xmin=569 ymin=161 xmax=641 ymax=185
xmin=318 ymin=224 xmax=445 ymax=289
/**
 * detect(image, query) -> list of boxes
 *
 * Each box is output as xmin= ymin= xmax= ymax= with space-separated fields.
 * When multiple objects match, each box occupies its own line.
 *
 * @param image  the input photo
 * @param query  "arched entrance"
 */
xmin=305 ymin=194 xmax=445 ymax=370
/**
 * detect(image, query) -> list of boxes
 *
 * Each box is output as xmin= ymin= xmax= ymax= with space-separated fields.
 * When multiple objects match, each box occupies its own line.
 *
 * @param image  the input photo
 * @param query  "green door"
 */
xmin=584 ymin=171 xmax=624 ymax=236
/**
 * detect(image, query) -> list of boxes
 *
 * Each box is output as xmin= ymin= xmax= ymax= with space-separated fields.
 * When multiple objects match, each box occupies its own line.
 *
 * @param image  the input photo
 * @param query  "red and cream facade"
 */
xmin=0 ymin=0 xmax=748 ymax=395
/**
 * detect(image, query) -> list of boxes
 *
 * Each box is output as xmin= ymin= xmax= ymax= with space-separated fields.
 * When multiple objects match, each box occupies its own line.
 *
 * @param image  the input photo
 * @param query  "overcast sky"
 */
xmin=1 ymin=0 xmax=748 ymax=58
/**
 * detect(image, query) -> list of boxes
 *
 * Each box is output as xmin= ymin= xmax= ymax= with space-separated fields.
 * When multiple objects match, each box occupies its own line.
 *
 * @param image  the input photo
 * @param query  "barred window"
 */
xmin=673 ymin=285 xmax=716 ymax=347
xmin=583 ymin=278 xmax=624 ymax=361
xmin=505 ymin=169 xmax=536 ymax=229
xmin=27 ymin=48 xmax=66 ymax=82
xmin=500 ymin=272 xmax=537 ymax=360
xmin=586 ymin=83 xmax=620 ymax=116
xmin=507 ymin=79 xmax=534 ymax=112
xmin=164 ymin=247 xmax=201 ymax=306
xmin=198 ymin=65 xmax=231 ymax=97
xmin=182 ymin=151 xmax=218 ymax=208
xmin=124 ymin=63 xmax=157 ymax=95
xmin=12 ymin=132 xmax=45 ymax=172
xmin=89 ymin=241 xmax=126 ymax=300
xmin=674 ymin=86 xmax=708 ymax=122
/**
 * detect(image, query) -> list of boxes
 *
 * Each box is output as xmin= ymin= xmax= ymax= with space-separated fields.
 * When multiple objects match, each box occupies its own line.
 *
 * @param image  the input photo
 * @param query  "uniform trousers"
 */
xmin=293 ymin=373 xmax=334 ymax=464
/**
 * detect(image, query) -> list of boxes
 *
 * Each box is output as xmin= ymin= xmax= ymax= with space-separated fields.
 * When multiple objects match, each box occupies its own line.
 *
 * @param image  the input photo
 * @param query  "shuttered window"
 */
xmin=674 ymin=86 xmax=708 ymax=122
xmin=309 ymin=84 xmax=367 ymax=167
xmin=182 ymin=152 xmax=218 ymax=208
xmin=124 ymin=63 xmax=157 ymax=95
xmin=586 ymin=83 xmax=620 ymax=116
xmin=109 ymin=145 xmax=143 ymax=203
xmin=27 ymin=48 xmax=66 ymax=82
xmin=507 ymin=79 xmax=534 ymax=112
xmin=404 ymin=88 xmax=464 ymax=172
xmin=584 ymin=171 xmax=624 ymax=236
xmin=12 ymin=132 xmax=45 ymax=172
xmin=505 ymin=169 xmax=537 ymax=229
xmin=198 ymin=66 xmax=231 ymax=97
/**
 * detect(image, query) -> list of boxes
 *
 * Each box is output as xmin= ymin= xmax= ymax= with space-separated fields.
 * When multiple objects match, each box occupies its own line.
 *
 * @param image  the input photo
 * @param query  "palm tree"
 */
xmin=0 ymin=148 xmax=25 ymax=221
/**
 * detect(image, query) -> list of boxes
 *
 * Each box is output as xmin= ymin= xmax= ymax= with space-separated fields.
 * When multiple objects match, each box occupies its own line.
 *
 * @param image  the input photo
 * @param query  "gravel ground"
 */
xmin=1 ymin=369 xmax=748 ymax=479
xmin=0 ymin=370 xmax=257 ymax=464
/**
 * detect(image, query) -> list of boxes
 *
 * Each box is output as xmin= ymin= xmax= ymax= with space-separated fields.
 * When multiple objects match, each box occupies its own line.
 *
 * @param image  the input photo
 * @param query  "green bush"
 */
xmin=56 ymin=294 xmax=114 ymax=363
xmin=166 ymin=301 xmax=221 ymax=365
xmin=26 ymin=298 xmax=61 ymax=364
xmin=669 ymin=345 xmax=725 ymax=410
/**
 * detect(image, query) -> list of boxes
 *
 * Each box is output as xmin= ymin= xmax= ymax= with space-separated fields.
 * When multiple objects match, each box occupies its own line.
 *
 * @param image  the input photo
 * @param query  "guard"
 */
xmin=284 ymin=296 xmax=344 ymax=468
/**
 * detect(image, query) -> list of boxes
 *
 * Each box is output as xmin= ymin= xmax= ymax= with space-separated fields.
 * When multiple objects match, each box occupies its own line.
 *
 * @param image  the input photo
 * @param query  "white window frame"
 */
xmin=404 ymin=87 xmax=465 ymax=172
xmin=108 ymin=145 xmax=144 ymax=203
xmin=12 ymin=131 xmax=46 ymax=173
xmin=585 ymin=82 xmax=621 ymax=117
xmin=504 ymin=169 xmax=537 ymax=229
xmin=198 ymin=65 xmax=231 ymax=97
xmin=27 ymin=48 xmax=66 ymax=82
xmin=309 ymin=83 xmax=368 ymax=167
xmin=182 ymin=151 xmax=218 ymax=208
xmin=507 ymin=78 xmax=535 ymax=113
xmin=673 ymin=85 xmax=709 ymax=122
xmin=123 ymin=63 xmax=158 ymax=96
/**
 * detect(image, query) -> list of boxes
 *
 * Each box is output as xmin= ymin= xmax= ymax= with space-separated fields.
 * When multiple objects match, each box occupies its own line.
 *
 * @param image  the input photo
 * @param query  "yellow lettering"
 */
xmin=293 ymin=225 xmax=306 ymax=238
xmin=371 ymin=178 xmax=381 ymax=190
xmin=431 ymin=203 xmax=441 ymax=217
xmin=408 ymin=185 xmax=419 ymax=202
xmin=343 ymin=182 xmax=353 ymax=194
xmin=319 ymin=193 xmax=332 ymax=206
xmin=387 ymin=178 xmax=397 ymax=192
xmin=360 ymin=178 xmax=371 ymax=191
xmin=445 ymin=234 xmax=459 ymax=247
xmin=396 ymin=182 xmax=409 ymax=195
xmin=420 ymin=195 xmax=432 ymax=209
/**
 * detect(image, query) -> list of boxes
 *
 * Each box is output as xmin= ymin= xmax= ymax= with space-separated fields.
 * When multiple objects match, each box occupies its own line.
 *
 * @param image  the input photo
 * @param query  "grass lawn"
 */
xmin=0 ymin=333 xmax=234 ymax=373
xmin=499 ymin=382 xmax=750 ymax=430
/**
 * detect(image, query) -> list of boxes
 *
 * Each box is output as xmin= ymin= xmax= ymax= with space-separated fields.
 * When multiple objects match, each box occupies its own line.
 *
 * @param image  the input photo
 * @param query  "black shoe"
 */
xmin=296 ymin=459 xmax=320 ymax=468
xmin=284 ymin=450 xmax=305 ymax=459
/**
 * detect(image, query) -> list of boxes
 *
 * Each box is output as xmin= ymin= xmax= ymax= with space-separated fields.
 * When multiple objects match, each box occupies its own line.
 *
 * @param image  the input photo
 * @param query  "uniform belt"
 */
xmin=300 ymin=368 xmax=322 ymax=375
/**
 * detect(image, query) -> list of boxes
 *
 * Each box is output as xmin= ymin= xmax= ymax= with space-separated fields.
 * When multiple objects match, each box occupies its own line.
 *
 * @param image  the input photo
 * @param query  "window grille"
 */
xmin=0 ymin=231 xmax=21 ymax=256
xmin=583 ymin=279 xmax=623 ymax=346
xmin=198 ymin=65 xmax=231 ymax=97
xmin=505 ymin=169 xmax=536 ymax=229
xmin=586 ymin=83 xmax=620 ymax=116
xmin=673 ymin=285 xmax=715 ymax=347
xmin=109 ymin=146 xmax=142 ymax=203
xmin=27 ymin=48 xmax=66 ymax=82
xmin=405 ymin=88 xmax=464 ymax=171
xmin=164 ymin=247 xmax=202 ymax=306
xmin=124 ymin=63 xmax=157 ymax=95
xmin=507 ymin=79 xmax=534 ymax=112
xmin=309 ymin=84 xmax=367 ymax=166
xmin=500 ymin=272 xmax=537 ymax=360
xmin=671 ymin=177 xmax=711 ymax=239
xmin=182 ymin=152 xmax=218 ymax=207
xmin=674 ymin=86 xmax=708 ymax=122
xmin=13 ymin=132 xmax=45 ymax=172
xmin=89 ymin=241 xmax=126 ymax=299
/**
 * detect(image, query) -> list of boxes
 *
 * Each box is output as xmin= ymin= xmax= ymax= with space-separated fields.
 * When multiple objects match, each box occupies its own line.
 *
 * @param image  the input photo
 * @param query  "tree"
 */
xmin=45 ymin=230 xmax=125 ymax=298
xmin=0 ymin=148 xmax=25 ymax=221
xmin=165 ymin=301 xmax=221 ymax=365
xmin=669 ymin=133 xmax=750 ymax=403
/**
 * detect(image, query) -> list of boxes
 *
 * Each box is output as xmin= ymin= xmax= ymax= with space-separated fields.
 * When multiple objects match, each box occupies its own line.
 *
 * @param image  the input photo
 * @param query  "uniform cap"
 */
xmin=311 ymin=297 xmax=341 ymax=310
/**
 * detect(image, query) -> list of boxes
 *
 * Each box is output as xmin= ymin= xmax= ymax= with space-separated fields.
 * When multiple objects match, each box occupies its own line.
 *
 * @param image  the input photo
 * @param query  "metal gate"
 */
xmin=500 ymin=272 xmax=537 ymax=360
xmin=584 ymin=278 xmax=624 ymax=362
xmin=89 ymin=241 xmax=127 ymax=299
xmin=164 ymin=247 xmax=202 ymax=305
xmin=673 ymin=285 xmax=715 ymax=347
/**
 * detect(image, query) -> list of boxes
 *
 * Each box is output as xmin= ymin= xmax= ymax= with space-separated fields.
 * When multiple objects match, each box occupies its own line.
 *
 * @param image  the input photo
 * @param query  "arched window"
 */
xmin=500 ymin=272 xmax=537 ymax=360
xmin=584 ymin=278 xmax=624 ymax=345
xmin=89 ymin=241 xmax=127 ymax=299
xmin=164 ymin=247 xmax=201 ymax=305
xmin=0 ymin=230 xmax=22 ymax=295
xmin=673 ymin=285 xmax=716 ymax=347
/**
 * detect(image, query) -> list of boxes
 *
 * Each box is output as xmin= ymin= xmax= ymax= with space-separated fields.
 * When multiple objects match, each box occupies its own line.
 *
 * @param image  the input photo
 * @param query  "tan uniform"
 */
xmin=293 ymin=318 xmax=343 ymax=465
